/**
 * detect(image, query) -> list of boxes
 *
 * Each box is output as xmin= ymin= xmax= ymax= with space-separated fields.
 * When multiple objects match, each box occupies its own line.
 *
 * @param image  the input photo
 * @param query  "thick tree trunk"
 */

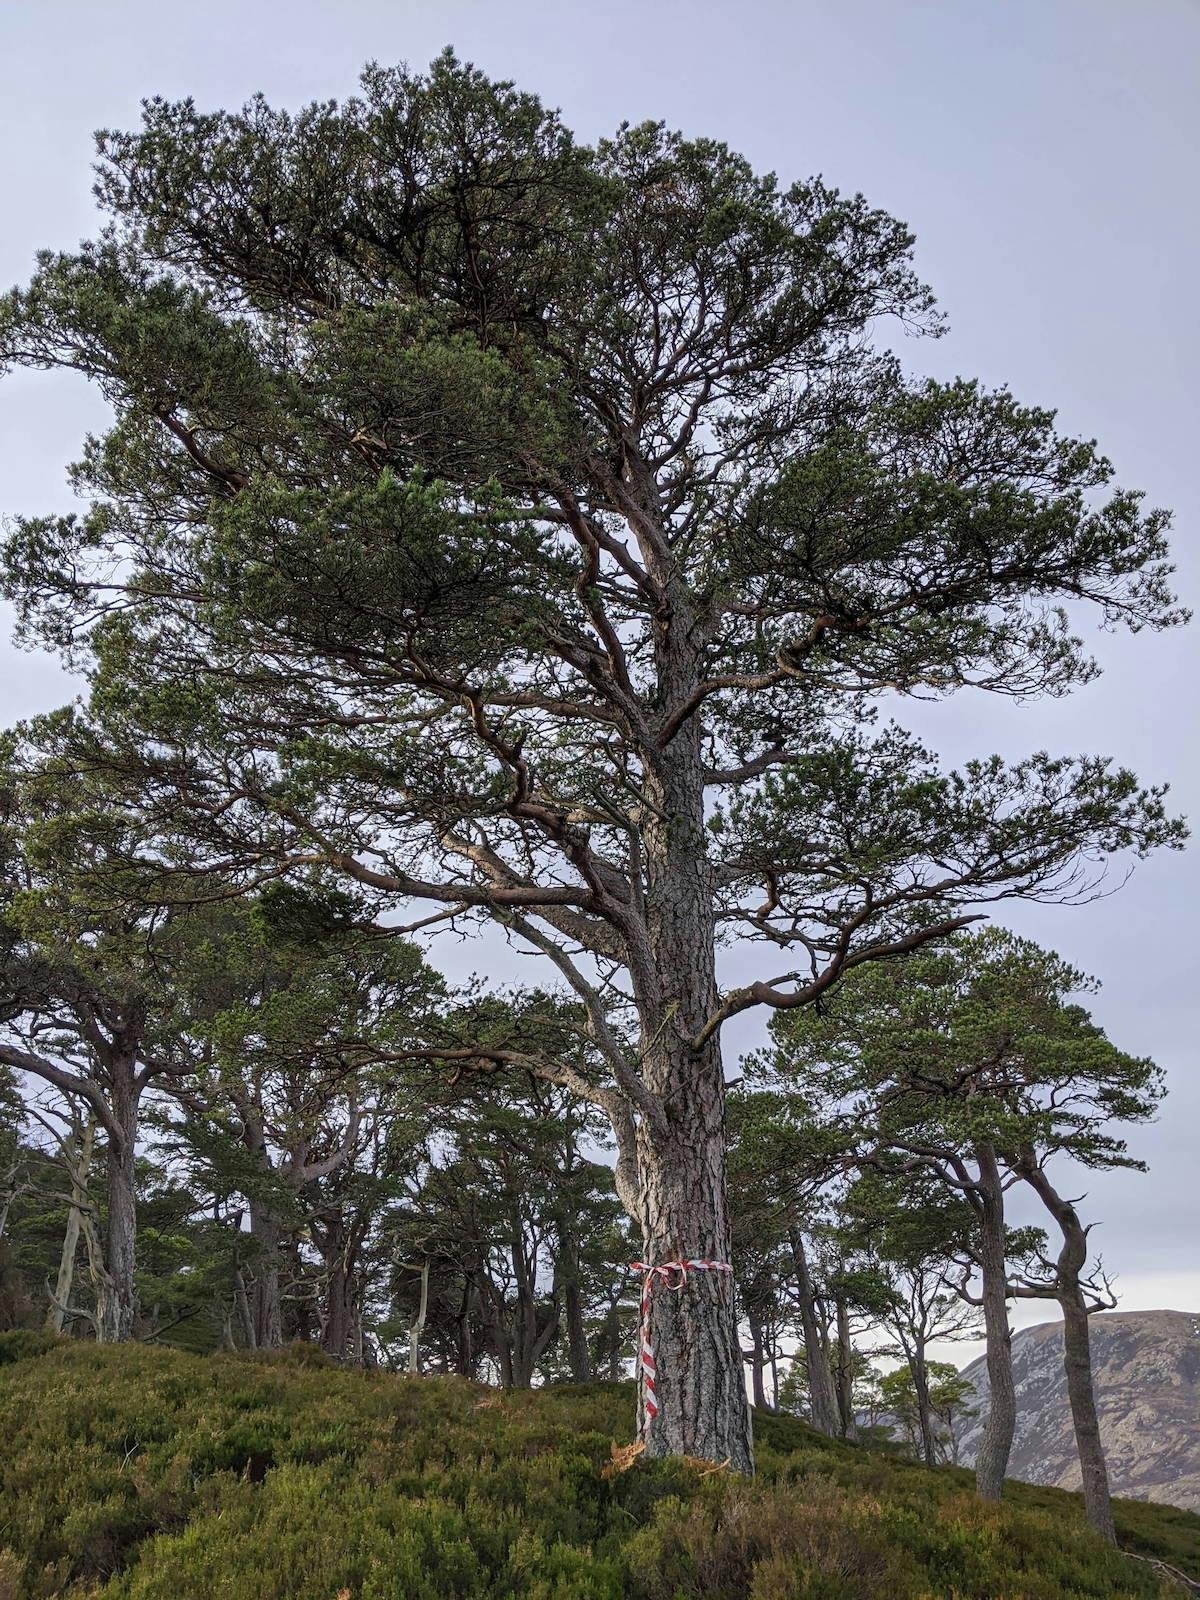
xmin=317 ymin=1219 xmax=360 ymax=1361
xmin=974 ymin=1143 xmax=1016 ymax=1501
xmin=46 ymin=1117 xmax=93 ymax=1334
xmin=634 ymin=722 xmax=753 ymax=1474
xmin=102 ymin=1054 xmax=139 ymax=1342
xmin=634 ymin=1084 xmax=751 ymax=1470
xmin=321 ymin=1261 xmax=354 ymax=1359
xmin=1021 ymin=1164 xmax=1115 ymax=1543
xmin=788 ymin=1228 xmax=840 ymax=1436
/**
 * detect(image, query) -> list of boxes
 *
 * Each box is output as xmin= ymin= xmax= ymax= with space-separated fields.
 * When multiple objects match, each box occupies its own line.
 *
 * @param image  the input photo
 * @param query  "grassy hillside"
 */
xmin=0 ymin=1334 xmax=1196 ymax=1599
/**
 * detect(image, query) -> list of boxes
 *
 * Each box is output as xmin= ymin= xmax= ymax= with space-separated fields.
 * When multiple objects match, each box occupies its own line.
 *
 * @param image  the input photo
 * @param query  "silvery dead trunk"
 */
xmin=78 ymin=1189 xmax=121 ymax=1343
xmin=974 ymin=1143 xmax=1016 ymax=1501
xmin=407 ymin=1258 xmax=429 ymax=1375
xmin=46 ymin=1116 xmax=94 ymax=1335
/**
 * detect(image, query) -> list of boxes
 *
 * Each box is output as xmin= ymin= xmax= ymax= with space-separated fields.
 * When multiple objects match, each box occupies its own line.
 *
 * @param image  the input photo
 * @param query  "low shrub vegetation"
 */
xmin=0 ymin=1336 xmax=1194 ymax=1599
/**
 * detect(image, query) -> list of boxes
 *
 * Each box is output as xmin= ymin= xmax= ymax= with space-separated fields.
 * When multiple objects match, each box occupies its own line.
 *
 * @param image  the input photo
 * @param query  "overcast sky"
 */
xmin=1 ymin=0 xmax=1196 ymax=1358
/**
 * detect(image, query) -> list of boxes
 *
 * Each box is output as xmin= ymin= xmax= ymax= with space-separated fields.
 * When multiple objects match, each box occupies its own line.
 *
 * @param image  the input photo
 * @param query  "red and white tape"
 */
xmin=629 ymin=1258 xmax=733 ymax=1438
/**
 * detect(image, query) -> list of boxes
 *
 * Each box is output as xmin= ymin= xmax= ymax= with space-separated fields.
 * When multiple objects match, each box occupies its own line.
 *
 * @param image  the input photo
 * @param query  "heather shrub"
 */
xmin=0 ymin=1341 xmax=1192 ymax=1599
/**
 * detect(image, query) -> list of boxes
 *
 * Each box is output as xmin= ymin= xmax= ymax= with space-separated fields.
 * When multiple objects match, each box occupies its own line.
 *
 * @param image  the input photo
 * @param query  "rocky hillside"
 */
xmin=958 ymin=1309 xmax=1200 ymax=1510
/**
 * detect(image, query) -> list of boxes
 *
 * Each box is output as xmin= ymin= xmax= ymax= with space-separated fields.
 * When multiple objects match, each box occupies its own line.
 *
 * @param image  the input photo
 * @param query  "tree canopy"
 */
xmin=0 ymin=50 xmax=1184 ymax=1472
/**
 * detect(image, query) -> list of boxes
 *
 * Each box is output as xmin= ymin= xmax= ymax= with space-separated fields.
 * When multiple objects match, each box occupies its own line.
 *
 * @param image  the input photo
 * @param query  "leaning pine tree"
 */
xmin=0 ymin=53 xmax=1186 ymax=1471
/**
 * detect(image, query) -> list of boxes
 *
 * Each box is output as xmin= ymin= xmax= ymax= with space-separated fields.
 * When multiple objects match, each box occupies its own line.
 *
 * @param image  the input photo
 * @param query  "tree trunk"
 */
xmin=318 ymin=1223 xmax=358 ymax=1361
xmin=834 ymin=1294 xmax=858 ymax=1440
xmin=46 ymin=1117 xmax=93 ymax=1334
xmin=747 ymin=1310 xmax=770 ymax=1410
xmin=407 ymin=1258 xmax=429 ymax=1375
xmin=909 ymin=1337 xmax=936 ymax=1467
xmin=455 ymin=1274 xmax=475 ymax=1377
xmin=634 ymin=722 xmax=754 ymax=1474
xmin=103 ymin=1054 xmax=139 ymax=1342
xmin=789 ymin=1228 xmax=840 ymax=1436
xmin=322 ymin=1263 xmax=353 ymax=1359
xmin=79 ymin=1194 xmax=121 ymax=1343
xmin=557 ymin=1223 xmax=593 ymax=1383
xmin=973 ymin=1143 xmax=1016 ymax=1501
xmin=634 ymin=1093 xmax=751 ymax=1469
xmin=248 ymin=1203 xmax=284 ymax=1349
xmin=493 ymin=1320 xmax=515 ymax=1388
xmin=1021 ymin=1164 xmax=1115 ymax=1543
xmin=233 ymin=1264 xmax=257 ymax=1350
xmin=1059 ymin=1290 xmax=1114 ymax=1541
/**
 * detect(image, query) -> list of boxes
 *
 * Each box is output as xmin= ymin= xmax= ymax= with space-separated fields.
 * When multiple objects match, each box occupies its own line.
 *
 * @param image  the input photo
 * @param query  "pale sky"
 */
xmin=1 ymin=0 xmax=1197 ymax=1360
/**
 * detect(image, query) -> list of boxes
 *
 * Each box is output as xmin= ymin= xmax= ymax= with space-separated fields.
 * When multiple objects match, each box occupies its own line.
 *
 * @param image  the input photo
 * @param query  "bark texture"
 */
xmin=633 ymin=708 xmax=753 ymax=1473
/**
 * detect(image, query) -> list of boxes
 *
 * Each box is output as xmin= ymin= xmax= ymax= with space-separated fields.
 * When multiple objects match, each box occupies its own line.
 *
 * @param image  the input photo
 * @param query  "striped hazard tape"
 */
xmin=629 ymin=1258 xmax=733 ymax=1438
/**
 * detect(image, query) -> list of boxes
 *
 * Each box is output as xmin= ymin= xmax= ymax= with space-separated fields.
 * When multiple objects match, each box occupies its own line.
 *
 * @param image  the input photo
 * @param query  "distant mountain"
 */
xmin=957 ymin=1308 xmax=1200 ymax=1510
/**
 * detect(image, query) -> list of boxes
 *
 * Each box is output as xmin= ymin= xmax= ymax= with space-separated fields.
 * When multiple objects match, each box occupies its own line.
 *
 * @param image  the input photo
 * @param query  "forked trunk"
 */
xmin=974 ymin=1143 xmax=1016 ymax=1501
xmin=46 ymin=1117 xmax=93 ymax=1334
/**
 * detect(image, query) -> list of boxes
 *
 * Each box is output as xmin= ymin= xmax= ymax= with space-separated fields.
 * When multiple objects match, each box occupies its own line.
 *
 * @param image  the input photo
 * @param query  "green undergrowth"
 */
xmin=0 ymin=1333 xmax=1195 ymax=1599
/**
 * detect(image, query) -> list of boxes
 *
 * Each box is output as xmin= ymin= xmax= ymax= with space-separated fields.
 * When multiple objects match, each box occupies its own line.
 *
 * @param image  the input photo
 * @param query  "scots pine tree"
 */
xmin=0 ymin=54 xmax=1184 ymax=1466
